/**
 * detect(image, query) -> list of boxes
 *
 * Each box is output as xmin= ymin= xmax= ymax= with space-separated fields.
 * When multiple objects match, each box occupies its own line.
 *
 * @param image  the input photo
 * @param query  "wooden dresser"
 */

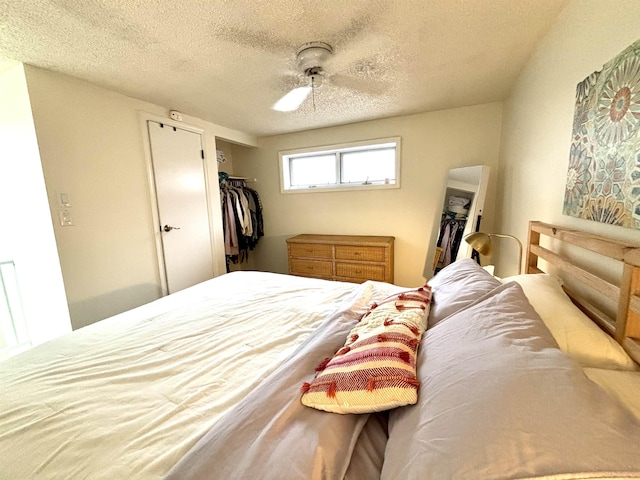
xmin=286 ymin=234 xmax=394 ymax=283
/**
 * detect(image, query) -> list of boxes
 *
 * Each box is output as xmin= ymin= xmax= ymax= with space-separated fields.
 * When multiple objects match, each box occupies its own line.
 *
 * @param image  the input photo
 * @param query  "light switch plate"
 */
xmin=57 ymin=192 xmax=71 ymax=207
xmin=58 ymin=209 xmax=73 ymax=226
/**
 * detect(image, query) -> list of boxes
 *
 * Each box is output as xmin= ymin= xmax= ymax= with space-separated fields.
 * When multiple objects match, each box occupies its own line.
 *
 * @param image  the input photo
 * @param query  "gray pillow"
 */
xmin=382 ymin=282 xmax=640 ymax=479
xmin=427 ymin=258 xmax=500 ymax=327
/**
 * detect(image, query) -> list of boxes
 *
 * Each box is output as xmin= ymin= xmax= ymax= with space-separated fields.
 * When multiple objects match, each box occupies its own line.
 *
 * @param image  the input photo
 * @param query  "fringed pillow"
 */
xmin=301 ymin=285 xmax=432 ymax=414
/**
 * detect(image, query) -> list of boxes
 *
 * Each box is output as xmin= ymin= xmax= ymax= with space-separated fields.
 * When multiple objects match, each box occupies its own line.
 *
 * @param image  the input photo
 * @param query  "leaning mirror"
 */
xmin=432 ymin=165 xmax=490 ymax=274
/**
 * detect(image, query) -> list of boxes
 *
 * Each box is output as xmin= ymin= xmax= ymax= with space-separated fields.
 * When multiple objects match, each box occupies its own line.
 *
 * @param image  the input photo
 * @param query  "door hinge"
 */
xmin=201 ymin=150 xmax=205 ymax=159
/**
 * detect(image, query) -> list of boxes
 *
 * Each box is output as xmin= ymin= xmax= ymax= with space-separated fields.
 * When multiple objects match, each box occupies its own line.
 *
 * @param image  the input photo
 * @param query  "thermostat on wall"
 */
xmin=169 ymin=110 xmax=183 ymax=121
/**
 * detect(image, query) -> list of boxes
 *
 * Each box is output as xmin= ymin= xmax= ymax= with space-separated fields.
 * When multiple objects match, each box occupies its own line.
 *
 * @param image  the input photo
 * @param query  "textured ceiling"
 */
xmin=0 ymin=0 xmax=569 ymax=137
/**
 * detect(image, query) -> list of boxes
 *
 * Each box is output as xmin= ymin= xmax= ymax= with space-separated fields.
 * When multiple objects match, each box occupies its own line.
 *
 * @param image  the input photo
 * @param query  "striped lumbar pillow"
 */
xmin=301 ymin=285 xmax=432 ymax=414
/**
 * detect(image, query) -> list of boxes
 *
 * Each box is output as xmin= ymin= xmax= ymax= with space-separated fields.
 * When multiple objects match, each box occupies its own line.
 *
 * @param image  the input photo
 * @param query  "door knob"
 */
xmin=162 ymin=225 xmax=181 ymax=232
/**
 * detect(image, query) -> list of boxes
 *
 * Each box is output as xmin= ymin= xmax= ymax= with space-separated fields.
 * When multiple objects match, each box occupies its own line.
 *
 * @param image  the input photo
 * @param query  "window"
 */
xmin=279 ymin=137 xmax=400 ymax=193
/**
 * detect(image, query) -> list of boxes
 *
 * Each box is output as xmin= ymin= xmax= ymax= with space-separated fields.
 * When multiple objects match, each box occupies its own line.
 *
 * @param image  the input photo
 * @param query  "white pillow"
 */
xmin=584 ymin=368 xmax=640 ymax=420
xmin=427 ymin=258 xmax=501 ymax=327
xmin=501 ymin=274 xmax=638 ymax=371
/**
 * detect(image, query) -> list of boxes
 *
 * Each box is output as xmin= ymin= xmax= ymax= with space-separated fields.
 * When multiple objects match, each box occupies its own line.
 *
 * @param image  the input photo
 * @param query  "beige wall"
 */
xmin=216 ymin=139 xmax=236 ymax=175
xmin=24 ymin=66 xmax=257 ymax=329
xmin=232 ymin=103 xmax=503 ymax=287
xmin=21 ymin=0 xmax=635 ymax=327
xmin=0 ymin=64 xmax=71 ymax=345
xmin=497 ymin=0 xmax=640 ymax=277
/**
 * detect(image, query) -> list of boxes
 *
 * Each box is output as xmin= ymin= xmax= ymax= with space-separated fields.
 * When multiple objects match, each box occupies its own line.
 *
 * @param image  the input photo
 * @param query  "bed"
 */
xmin=1 ymin=221 xmax=640 ymax=479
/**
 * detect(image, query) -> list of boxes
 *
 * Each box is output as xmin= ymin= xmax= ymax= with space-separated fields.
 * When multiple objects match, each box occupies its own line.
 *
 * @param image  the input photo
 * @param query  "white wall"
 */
xmin=23 ymin=66 xmax=257 ymax=329
xmin=0 ymin=63 xmax=71 ymax=346
xmin=496 ymin=0 xmax=640 ymax=277
xmin=232 ymin=103 xmax=503 ymax=287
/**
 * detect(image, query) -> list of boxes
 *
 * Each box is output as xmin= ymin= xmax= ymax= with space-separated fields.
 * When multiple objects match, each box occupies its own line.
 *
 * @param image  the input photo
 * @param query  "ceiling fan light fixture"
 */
xmin=296 ymin=42 xmax=333 ymax=71
xmin=305 ymin=67 xmax=324 ymax=88
xmin=273 ymin=86 xmax=312 ymax=112
xmin=272 ymin=41 xmax=333 ymax=112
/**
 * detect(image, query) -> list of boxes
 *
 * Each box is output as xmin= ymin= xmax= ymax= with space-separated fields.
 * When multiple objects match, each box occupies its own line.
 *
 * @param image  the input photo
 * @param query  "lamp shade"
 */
xmin=463 ymin=231 xmax=524 ymax=275
xmin=464 ymin=232 xmax=492 ymax=256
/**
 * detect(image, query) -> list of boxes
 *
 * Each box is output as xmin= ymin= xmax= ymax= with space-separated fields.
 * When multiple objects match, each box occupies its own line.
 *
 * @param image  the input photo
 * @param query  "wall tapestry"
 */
xmin=563 ymin=38 xmax=640 ymax=229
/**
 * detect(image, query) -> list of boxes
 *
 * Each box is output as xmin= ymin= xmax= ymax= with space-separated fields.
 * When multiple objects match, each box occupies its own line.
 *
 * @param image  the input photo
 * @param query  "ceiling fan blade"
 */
xmin=273 ymin=86 xmax=312 ymax=112
xmin=330 ymin=73 xmax=388 ymax=96
xmin=326 ymin=33 xmax=391 ymax=72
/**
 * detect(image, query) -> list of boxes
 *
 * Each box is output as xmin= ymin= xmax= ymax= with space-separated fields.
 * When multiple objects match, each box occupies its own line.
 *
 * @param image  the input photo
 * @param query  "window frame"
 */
xmin=278 ymin=137 xmax=401 ymax=194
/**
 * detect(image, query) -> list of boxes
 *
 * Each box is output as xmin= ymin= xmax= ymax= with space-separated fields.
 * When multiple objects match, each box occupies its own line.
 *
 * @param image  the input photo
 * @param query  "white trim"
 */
xmin=454 ymin=165 xmax=491 ymax=261
xmin=278 ymin=137 xmax=401 ymax=194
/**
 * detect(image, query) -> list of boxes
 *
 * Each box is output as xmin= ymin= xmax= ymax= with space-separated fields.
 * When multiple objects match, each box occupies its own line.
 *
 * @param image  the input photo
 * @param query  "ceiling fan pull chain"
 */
xmin=312 ymin=76 xmax=316 ymax=111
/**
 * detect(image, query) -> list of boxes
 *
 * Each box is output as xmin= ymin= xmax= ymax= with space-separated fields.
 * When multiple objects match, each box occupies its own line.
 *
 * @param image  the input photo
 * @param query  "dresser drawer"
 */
xmin=287 ymin=234 xmax=394 ymax=283
xmin=335 ymin=245 xmax=386 ymax=262
xmin=335 ymin=262 xmax=386 ymax=282
xmin=289 ymin=243 xmax=333 ymax=259
xmin=290 ymin=259 xmax=333 ymax=277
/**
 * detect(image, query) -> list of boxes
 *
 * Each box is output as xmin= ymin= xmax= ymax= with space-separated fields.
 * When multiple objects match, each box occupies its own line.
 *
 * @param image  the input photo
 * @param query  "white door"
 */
xmin=147 ymin=121 xmax=214 ymax=294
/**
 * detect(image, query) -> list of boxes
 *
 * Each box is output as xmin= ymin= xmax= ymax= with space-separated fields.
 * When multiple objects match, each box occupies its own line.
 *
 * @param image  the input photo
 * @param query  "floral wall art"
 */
xmin=564 ymin=38 xmax=640 ymax=228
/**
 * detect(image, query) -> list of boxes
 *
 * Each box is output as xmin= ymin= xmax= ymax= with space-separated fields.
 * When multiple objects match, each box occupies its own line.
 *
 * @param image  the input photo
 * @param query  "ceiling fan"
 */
xmin=272 ymin=42 xmax=334 ymax=112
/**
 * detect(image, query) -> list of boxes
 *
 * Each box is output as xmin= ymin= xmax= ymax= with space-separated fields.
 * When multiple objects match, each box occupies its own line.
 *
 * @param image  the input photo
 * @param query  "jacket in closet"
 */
xmin=219 ymin=176 xmax=264 ymax=268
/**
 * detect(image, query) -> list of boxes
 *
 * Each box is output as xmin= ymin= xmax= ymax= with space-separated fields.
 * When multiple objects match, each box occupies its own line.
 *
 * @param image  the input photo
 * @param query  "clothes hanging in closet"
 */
xmin=219 ymin=174 xmax=264 ymax=270
xmin=435 ymin=216 xmax=467 ymax=273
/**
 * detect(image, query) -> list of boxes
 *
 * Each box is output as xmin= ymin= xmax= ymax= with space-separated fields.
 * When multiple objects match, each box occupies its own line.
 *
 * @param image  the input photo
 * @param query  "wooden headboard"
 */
xmin=526 ymin=221 xmax=640 ymax=364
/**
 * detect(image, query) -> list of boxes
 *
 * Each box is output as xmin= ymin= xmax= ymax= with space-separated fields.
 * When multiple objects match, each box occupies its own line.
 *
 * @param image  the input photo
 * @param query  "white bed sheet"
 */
xmin=0 ymin=272 xmax=380 ymax=480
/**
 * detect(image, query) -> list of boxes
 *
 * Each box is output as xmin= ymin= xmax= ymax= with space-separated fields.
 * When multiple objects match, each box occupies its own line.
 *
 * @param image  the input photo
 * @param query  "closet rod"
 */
xmin=227 ymin=176 xmax=257 ymax=183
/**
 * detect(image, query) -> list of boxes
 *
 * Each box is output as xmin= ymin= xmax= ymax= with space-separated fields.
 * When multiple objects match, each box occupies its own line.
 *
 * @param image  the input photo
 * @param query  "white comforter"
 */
xmin=0 ymin=272 xmax=388 ymax=480
xmin=164 ymin=281 xmax=640 ymax=480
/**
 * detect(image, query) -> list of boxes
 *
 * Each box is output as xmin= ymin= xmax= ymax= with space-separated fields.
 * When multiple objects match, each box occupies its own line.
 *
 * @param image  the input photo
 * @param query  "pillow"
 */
xmin=301 ymin=285 xmax=432 ymax=414
xmin=501 ymin=273 xmax=638 ymax=370
xmin=427 ymin=258 xmax=501 ymax=327
xmin=382 ymin=282 xmax=640 ymax=479
xmin=584 ymin=368 xmax=640 ymax=420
